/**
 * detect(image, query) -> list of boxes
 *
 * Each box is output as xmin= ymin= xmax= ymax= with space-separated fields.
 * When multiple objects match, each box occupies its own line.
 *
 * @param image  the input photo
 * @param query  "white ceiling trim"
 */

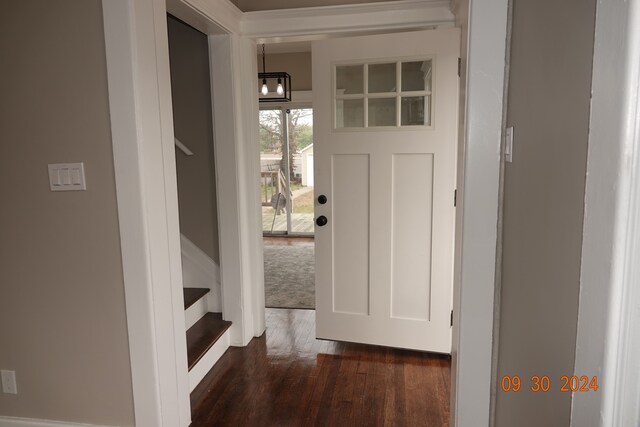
xmin=168 ymin=0 xmax=243 ymax=34
xmin=241 ymin=0 xmax=454 ymax=40
xmin=244 ymin=0 xmax=450 ymax=18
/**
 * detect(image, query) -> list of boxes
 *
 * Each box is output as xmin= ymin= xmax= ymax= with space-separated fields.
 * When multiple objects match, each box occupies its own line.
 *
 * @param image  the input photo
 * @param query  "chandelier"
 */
xmin=258 ymin=44 xmax=292 ymax=102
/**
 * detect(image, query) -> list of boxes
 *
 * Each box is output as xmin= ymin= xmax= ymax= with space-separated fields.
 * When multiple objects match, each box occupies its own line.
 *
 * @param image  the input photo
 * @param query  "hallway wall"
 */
xmin=168 ymin=16 xmax=220 ymax=264
xmin=495 ymin=0 xmax=597 ymax=425
xmin=0 ymin=1 xmax=134 ymax=425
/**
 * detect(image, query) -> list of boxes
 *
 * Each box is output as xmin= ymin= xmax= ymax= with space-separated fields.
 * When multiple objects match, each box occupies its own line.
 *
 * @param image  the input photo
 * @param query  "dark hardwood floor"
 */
xmin=190 ymin=308 xmax=451 ymax=427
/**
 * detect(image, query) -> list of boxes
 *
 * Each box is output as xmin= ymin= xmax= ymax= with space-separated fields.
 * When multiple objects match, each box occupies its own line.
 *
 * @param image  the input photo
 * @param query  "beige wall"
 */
xmin=495 ymin=0 xmax=596 ymax=425
xmin=259 ymin=52 xmax=312 ymax=92
xmin=0 ymin=1 xmax=134 ymax=425
xmin=168 ymin=16 xmax=220 ymax=263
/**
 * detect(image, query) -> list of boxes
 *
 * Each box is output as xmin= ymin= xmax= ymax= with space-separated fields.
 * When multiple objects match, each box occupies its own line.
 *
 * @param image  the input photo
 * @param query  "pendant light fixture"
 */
xmin=258 ymin=44 xmax=292 ymax=102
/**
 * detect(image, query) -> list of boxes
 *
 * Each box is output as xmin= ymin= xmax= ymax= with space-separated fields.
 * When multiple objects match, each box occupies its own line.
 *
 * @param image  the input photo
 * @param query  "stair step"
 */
xmin=185 ymin=293 xmax=208 ymax=331
xmin=183 ymin=287 xmax=210 ymax=310
xmin=187 ymin=312 xmax=232 ymax=371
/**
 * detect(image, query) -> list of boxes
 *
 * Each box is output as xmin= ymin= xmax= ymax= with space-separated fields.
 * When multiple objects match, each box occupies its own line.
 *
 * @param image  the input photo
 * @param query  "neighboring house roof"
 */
xmin=299 ymin=143 xmax=314 ymax=154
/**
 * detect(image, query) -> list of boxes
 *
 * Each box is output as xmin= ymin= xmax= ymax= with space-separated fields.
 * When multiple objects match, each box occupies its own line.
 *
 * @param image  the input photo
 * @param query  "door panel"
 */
xmin=313 ymin=28 xmax=459 ymax=353
xmin=331 ymin=154 xmax=370 ymax=315
xmin=391 ymin=153 xmax=434 ymax=321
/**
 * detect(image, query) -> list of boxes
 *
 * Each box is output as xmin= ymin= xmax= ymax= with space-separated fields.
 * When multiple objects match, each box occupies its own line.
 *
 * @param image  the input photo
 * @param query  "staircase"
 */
xmin=183 ymin=287 xmax=231 ymax=391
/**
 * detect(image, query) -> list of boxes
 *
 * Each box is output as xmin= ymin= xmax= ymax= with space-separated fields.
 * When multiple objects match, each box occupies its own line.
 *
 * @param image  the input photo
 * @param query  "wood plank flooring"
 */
xmin=262 ymin=212 xmax=315 ymax=234
xmin=190 ymin=308 xmax=451 ymax=426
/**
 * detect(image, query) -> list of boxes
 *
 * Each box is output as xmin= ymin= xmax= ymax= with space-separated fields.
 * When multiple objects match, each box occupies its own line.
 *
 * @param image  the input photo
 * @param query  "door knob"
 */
xmin=318 ymin=195 xmax=327 ymax=204
xmin=316 ymin=215 xmax=328 ymax=227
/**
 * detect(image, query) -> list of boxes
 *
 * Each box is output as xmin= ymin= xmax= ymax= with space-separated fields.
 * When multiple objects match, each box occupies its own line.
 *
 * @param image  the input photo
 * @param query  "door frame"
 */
xmin=102 ymin=1 xmax=262 ymax=426
xmin=449 ymin=0 xmax=509 ymax=424
xmin=571 ymin=0 xmax=640 ymax=424
xmin=101 ymin=0 xmax=510 ymax=426
xmin=102 ymin=1 xmax=191 ymax=425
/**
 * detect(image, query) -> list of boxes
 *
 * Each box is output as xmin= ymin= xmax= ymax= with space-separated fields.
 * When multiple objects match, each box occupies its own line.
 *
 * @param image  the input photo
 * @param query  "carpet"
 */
xmin=263 ymin=243 xmax=315 ymax=309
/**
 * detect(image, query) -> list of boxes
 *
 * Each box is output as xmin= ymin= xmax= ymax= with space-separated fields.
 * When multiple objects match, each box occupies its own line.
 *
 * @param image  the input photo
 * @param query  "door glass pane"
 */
xmin=336 ymin=65 xmax=364 ymax=95
xmin=402 ymin=60 xmax=432 ymax=92
xmin=368 ymin=98 xmax=396 ymax=127
xmin=368 ymin=63 xmax=396 ymax=93
xmin=259 ymin=109 xmax=287 ymax=233
xmin=401 ymin=96 xmax=431 ymax=126
xmin=288 ymin=108 xmax=315 ymax=234
xmin=336 ymin=99 xmax=364 ymax=128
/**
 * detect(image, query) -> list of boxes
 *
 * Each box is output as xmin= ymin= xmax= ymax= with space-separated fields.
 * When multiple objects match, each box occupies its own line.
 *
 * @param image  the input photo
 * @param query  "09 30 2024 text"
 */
xmin=500 ymin=375 xmax=599 ymax=393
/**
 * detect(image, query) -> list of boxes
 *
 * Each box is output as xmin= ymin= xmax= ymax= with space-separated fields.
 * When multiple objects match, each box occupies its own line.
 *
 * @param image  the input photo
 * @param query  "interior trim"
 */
xmin=241 ymin=0 xmax=454 ymax=40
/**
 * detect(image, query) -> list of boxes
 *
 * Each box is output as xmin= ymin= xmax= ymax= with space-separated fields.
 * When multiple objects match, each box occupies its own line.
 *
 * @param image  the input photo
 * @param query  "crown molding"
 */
xmin=245 ymin=0 xmax=450 ymax=18
xmin=168 ymin=0 xmax=243 ymax=34
xmin=170 ymin=0 xmax=454 ymax=39
xmin=241 ymin=0 xmax=454 ymax=40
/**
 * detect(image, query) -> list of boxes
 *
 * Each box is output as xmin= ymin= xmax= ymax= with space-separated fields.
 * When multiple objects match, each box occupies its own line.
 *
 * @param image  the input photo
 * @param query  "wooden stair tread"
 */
xmin=183 ymin=288 xmax=210 ymax=310
xmin=187 ymin=312 xmax=232 ymax=371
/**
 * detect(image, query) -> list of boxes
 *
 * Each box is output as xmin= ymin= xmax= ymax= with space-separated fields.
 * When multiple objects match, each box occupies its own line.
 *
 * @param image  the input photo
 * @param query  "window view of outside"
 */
xmin=259 ymin=108 xmax=314 ymax=234
xmin=335 ymin=60 xmax=432 ymax=128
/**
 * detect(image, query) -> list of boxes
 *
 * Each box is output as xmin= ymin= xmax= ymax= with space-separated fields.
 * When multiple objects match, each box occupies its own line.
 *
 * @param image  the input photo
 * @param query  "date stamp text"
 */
xmin=500 ymin=375 xmax=599 ymax=393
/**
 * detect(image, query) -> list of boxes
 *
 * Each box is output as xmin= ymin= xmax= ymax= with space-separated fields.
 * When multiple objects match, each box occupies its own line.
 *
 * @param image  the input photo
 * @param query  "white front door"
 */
xmin=313 ymin=28 xmax=459 ymax=353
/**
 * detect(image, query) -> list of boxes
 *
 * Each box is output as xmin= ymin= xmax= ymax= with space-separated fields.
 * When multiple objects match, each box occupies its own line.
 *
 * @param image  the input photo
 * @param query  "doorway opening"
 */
xmin=103 ymin=0 xmax=512 ymax=420
xmin=260 ymin=107 xmax=315 ymax=235
xmin=260 ymin=104 xmax=316 ymax=310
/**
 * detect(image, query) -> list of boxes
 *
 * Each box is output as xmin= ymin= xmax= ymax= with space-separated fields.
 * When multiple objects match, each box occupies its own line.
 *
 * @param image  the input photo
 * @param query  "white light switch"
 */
xmin=48 ymin=168 xmax=61 ymax=186
xmin=48 ymin=163 xmax=86 ymax=191
xmin=61 ymin=168 xmax=71 ymax=185
xmin=71 ymin=168 xmax=82 ymax=185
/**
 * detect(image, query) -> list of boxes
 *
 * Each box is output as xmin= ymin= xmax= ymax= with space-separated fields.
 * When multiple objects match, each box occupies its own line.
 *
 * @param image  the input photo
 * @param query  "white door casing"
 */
xmin=313 ymin=28 xmax=459 ymax=353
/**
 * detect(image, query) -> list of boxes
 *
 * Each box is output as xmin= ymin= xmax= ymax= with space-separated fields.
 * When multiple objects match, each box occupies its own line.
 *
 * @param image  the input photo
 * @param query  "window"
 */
xmin=334 ymin=59 xmax=433 ymax=129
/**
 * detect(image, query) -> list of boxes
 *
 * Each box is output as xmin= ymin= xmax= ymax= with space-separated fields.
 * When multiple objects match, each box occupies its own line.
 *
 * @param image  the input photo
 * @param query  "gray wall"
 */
xmin=168 ymin=16 xmax=220 ymax=263
xmin=495 ymin=0 xmax=596 ymax=425
xmin=258 ymin=52 xmax=312 ymax=92
xmin=0 ymin=1 xmax=134 ymax=425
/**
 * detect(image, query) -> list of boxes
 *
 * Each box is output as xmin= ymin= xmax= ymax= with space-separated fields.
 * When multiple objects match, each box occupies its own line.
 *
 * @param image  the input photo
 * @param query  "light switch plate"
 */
xmin=48 ymin=162 xmax=86 ymax=191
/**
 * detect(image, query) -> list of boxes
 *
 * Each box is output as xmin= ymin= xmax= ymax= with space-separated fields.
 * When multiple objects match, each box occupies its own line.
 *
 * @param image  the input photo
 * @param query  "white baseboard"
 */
xmin=0 ymin=416 xmax=113 ymax=427
xmin=188 ymin=329 xmax=230 ymax=392
xmin=180 ymin=234 xmax=222 ymax=312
